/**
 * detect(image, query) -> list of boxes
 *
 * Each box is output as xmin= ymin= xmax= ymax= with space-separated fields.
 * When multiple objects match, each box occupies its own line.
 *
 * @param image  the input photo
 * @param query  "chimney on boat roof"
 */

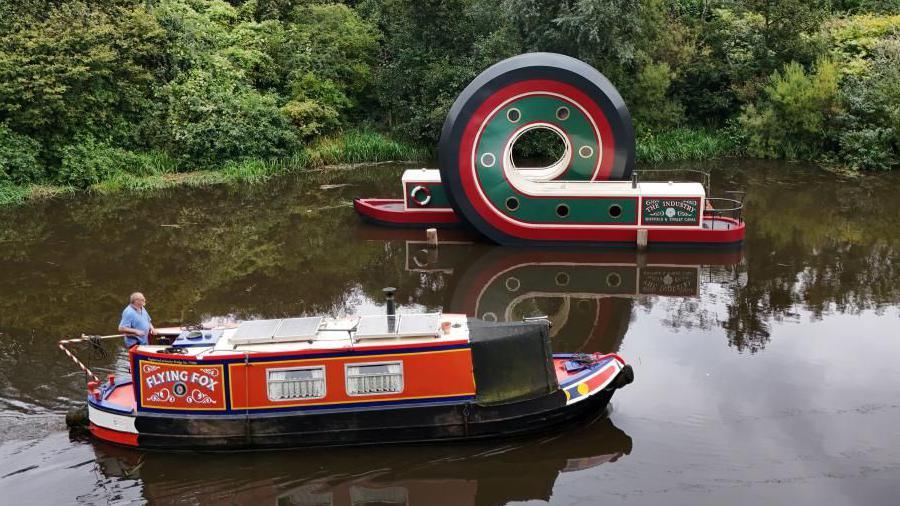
xmin=383 ymin=287 xmax=396 ymax=317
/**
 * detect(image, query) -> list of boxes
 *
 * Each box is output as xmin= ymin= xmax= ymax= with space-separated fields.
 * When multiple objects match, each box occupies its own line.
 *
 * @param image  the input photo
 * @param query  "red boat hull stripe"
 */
xmin=90 ymin=423 xmax=139 ymax=447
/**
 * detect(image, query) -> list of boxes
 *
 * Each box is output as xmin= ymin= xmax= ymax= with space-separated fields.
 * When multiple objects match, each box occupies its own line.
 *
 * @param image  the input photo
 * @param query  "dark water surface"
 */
xmin=1 ymin=161 xmax=899 ymax=505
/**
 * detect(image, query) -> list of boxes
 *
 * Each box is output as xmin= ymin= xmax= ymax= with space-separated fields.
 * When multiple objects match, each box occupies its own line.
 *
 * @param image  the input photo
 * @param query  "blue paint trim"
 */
xmin=134 ymin=394 xmax=476 ymax=416
xmin=558 ymin=357 xmax=613 ymax=387
xmin=132 ymin=343 xmax=472 ymax=413
xmin=134 ymin=342 xmax=471 ymax=366
xmin=89 ymin=392 xmax=135 ymax=415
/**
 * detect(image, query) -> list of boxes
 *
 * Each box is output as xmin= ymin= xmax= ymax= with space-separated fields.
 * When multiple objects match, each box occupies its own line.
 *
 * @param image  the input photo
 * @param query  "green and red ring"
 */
xmin=439 ymin=53 xmax=636 ymax=246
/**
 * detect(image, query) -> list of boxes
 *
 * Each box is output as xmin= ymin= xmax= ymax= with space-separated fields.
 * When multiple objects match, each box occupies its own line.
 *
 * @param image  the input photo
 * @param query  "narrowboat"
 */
xmin=69 ymin=309 xmax=633 ymax=450
xmin=355 ymin=52 xmax=746 ymax=248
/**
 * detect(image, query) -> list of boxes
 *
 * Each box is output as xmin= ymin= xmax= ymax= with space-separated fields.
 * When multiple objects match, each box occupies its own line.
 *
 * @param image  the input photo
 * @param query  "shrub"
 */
xmin=57 ymin=137 xmax=167 ymax=189
xmin=0 ymin=2 xmax=165 ymax=147
xmin=740 ymin=59 xmax=840 ymax=159
xmin=833 ymin=40 xmax=900 ymax=171
xmin=161 ymin=66 xmax=298 ymax=165
xmin=0 ymin=124 xmax=43 ymax=185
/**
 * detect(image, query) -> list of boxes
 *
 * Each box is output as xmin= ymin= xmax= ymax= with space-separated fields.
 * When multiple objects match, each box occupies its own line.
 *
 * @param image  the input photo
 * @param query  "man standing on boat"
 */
xmin=118 ymin=292 xmax=155 ymax=347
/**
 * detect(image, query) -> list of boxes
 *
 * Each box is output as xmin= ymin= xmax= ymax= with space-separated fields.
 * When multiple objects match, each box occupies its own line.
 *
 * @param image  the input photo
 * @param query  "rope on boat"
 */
xmin=570 ymin=352 xmax=627 ymax=367
xmin=58 ymin=334 xmax=126 ymax=383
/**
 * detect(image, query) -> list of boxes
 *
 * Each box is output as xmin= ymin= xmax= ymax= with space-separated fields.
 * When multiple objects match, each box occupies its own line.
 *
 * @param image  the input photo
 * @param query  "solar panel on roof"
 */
xmin=398 ymin=313 xmax=440 ymax=336
xmin=272 ymin=316 xmax=323 ymax=343
xmin=232 ymin=319 xmax=282 ymax=344
xmin=354 ymin=313 xmax=441 ymax=340
xmin=355 ymin=315 xmax=398 ymax=339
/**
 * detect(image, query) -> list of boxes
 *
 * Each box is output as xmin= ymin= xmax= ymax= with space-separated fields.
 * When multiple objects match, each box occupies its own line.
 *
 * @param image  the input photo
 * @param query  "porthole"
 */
xmin=555 ymin=272 xmax=570 ymax=287
xmin=608 ymin=204 xmax=623 ymax=219
xmin=505 ymin=196 xmax=519 ymax=212
xmin=506 ymin=108 xmax=521 ymax=123
xmin=578 ymin=145 xmax=594 ymax=158
xmin=480 ymin=152 xmax=496 ymax=168
xmin=482 ymin=312 xmax=498 ymax=322
xmin=556 ymin=203 xmax=570 ymax=218
xmin=606 ymin=272 xmax=622 ymax=288
xmin=556 ymin=106 xmax=570 ymax=121
xmin=505 ymin=276 xmax=521 ymax=292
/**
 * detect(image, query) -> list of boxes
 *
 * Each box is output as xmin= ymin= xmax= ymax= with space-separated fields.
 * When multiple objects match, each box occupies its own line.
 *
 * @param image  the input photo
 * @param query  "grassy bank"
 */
xmin=636 ymin=128 xmax=742 ymax=163
xmin=0 ymin=131 xmax=428 ymax=207
xmin=1 ymin=128 xmax=743 ymax=207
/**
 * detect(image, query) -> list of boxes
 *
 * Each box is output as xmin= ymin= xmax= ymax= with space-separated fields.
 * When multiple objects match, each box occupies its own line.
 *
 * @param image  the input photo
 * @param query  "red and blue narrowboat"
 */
xmin=67 ymin=310 xmax=633 ymax=450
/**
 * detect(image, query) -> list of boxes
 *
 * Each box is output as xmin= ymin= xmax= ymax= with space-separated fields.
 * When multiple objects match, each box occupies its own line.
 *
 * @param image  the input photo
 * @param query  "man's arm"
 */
xmin=118 ymin=311 xmax=144 ymax=337
xmin=118 ymin=325 xmax=145 ymax=336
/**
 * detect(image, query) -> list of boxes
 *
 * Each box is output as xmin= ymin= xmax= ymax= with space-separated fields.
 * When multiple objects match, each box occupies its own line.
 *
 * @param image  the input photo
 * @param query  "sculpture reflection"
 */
xmin=399 ymin=237 xmax=743 ymax=353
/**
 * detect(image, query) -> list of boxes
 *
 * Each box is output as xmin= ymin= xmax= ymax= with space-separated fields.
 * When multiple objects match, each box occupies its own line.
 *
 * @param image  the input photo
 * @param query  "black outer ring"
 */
xmin=438 ymin=53 xmax=635 ymax=246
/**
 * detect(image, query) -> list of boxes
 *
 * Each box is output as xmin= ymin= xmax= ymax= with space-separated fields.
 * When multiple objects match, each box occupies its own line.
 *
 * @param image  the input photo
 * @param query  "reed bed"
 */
xmin=637 ymin=128 xmax=741 ymax=163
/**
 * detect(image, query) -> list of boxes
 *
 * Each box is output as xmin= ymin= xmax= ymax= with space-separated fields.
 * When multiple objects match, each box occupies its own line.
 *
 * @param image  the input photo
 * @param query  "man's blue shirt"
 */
xmin=119 ymin=305 xmax=152 ymax=347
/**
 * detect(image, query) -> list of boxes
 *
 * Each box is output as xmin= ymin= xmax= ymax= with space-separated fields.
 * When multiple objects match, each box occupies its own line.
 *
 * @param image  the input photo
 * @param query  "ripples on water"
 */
xmin=1 ymin=160 xmax=899 ymax=505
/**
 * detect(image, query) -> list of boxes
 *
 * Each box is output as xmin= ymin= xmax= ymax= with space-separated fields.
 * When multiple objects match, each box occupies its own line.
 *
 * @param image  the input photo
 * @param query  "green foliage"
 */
xmin=4 ymin=0 xmax=900 ymax=205
xmin=740 ymin=60 xmax=840 ymax=159
xmin=161 ymin=65 xmax=298 ymax=165
xmin=632 ymin=62 xmax=684 ymax=131
xmin=56 ymin=137 xmax=174 ymax=189
xmin=0 ymin=1 xmax=166 ymax=147
xmin=820 ymin=14 xmax=900 ymax=75
xmin=637 ymin=128 xmax=741 ymax=163
xmin=0 ymin=124 xmax=43 ymax=184
xmin=832 ymin=38 xmax=900 ymax=170
xmin=307 ymin=130 xmax=428 ymax=166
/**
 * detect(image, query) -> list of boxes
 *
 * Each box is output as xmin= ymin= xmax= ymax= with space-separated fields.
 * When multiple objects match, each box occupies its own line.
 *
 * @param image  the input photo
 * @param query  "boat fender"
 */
xmin=610 ymin=364 xmax=634 ymax=390
xmin=65 ymin=404 xmax=89 ymax=428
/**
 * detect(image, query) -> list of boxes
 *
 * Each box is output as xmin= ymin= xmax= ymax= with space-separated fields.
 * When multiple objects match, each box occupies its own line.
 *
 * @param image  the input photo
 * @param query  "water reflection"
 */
xmin=87 ymin=414 xmax=631 ymax=505
xmin=393 ymin=239 xmax=744 ymax=352
xmin=3 ymin=161 xmax=900 ymax=504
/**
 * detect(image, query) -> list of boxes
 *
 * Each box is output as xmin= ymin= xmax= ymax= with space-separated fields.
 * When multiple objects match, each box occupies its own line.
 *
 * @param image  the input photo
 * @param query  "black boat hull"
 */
xmin=93 ymin=378 xmax=622 ymax=451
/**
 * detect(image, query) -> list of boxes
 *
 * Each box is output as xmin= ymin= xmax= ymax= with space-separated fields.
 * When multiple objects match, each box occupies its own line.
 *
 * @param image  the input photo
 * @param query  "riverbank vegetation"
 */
xmin=1 ymin=1 xmax=899 ymax=205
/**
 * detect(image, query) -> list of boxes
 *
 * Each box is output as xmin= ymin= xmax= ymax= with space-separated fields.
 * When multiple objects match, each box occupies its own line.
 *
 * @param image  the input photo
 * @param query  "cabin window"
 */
xmin=267 ymin=366 xmax=326 ymax=401
xmin=345 ymin=362 xmax=404 ymax=396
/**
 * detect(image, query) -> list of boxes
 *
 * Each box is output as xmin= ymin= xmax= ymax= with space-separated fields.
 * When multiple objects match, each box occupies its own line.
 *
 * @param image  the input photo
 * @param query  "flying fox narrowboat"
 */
xmin=72 ymin=312 xmax=633 ymax=450
xmin=355 ymin=52 xmax=746 ymax=248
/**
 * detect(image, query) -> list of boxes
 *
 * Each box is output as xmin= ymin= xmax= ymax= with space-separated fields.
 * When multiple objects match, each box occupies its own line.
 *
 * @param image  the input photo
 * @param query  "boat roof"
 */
xmin=135 ymin=313 xmax=469 ymax=359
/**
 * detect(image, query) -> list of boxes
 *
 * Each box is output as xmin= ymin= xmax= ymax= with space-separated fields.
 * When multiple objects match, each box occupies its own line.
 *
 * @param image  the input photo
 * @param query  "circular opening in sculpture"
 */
xmin=510 ymin=126 xmax=567 ymax=174
xmin=505 ymin=196 xmax=519 ymax=211
xmin=556 ymin=106 xmax=570 ymax=121
xmin=556 ymin=203 xmax=570 ymax=218
xmin=507 ymin=108 xmax=521 ymax=123
xmin=608 ymin=204 xmax=622 ymax=218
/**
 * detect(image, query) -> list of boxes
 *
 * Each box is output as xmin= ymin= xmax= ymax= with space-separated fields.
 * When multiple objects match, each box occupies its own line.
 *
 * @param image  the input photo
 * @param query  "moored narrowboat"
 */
xmin=355 ymin=52 xmax=746 ymax=248
xmin=69 ymin=311 xmax=633 ymax=450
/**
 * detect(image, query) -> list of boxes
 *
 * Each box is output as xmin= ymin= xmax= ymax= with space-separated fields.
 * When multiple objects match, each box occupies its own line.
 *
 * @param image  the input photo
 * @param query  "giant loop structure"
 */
xmin=355 ymin=53 xmax=745 ymax=248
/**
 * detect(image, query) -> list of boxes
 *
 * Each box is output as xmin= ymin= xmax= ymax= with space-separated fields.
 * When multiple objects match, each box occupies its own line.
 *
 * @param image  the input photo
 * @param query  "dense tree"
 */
xmin=0 ymin=0 xmax=899 ymax=187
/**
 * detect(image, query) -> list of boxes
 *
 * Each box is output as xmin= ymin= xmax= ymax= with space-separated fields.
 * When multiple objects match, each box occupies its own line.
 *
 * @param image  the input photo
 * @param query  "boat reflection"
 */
xmin=89 ymin=413 xmax=632 ymax=505
xmin=397 ymin=237 xmax=743 ymax=353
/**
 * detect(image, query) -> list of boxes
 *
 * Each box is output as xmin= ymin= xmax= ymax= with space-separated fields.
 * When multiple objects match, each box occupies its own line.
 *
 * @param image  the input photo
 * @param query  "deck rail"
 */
xmin=705 ymin=196 xmax=744 ymax=224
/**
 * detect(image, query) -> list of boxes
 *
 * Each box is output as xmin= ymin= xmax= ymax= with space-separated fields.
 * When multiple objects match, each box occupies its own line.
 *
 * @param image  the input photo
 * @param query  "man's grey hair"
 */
xmin=129 ymin=292 xmax=145 ymax=303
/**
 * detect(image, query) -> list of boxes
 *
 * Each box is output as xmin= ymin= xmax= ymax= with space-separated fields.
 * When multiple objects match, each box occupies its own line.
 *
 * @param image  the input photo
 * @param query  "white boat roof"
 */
xmin=137 ymin=313 xmax=469 ymax=358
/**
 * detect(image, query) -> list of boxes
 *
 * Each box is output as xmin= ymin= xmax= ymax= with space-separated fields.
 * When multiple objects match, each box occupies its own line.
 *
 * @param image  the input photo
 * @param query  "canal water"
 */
xmin=1 ymin=161 xmax=898 ymax=505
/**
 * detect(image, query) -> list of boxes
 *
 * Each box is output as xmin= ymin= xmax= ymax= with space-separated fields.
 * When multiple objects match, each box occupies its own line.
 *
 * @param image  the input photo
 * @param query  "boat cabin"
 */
xmin=123 ymin=313 xmax=477 ymax=414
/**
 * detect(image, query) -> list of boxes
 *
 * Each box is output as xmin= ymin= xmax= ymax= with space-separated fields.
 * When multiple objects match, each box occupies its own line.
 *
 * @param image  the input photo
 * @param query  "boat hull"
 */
xmin=87 ymin=362 xmax=630 ymax=451
xmin=354 ymin=196 xmax=744 ymax=247
xmin=353 ymin=198 xmax=461 ymax=228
